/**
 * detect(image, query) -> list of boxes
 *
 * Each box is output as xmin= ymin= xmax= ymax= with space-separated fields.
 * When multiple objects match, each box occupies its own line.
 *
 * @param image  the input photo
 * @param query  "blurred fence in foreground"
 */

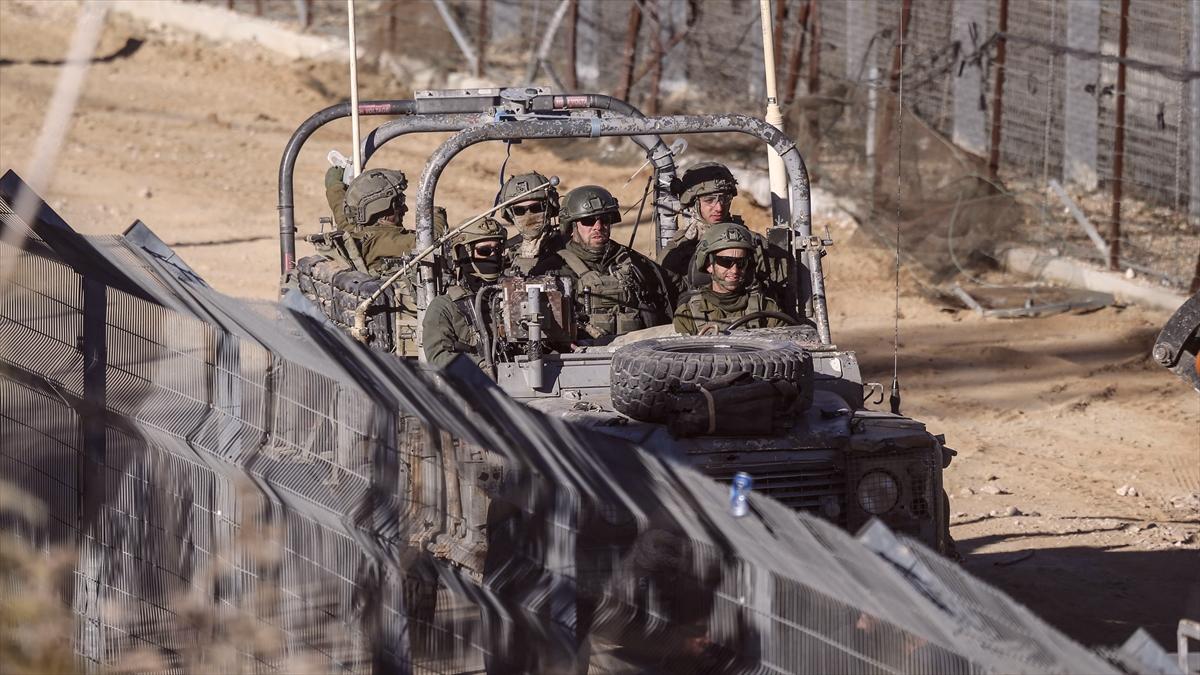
xmin=0 ymin=169 xmax=1151 ymax=672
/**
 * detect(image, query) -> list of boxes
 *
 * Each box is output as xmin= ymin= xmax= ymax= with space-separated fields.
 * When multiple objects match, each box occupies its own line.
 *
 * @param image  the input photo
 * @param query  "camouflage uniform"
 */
xmin=323 ymin=167 xmax=416 ymax=273
xmin=497 ymin=172 xmax=562 ymax=275
xmin=546 ymin=185 xmax=673 ymax=340
xmin=659 ymin=162 xmax=795 ymax=311
xmin=674 ymin=222 xmax=787 ymax=335
xmin=422 ymin=218 xmax=507 ymax=370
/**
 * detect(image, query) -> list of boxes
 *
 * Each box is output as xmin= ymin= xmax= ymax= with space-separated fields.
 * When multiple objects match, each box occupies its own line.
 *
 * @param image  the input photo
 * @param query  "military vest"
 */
xmin=558 ymin=246 xmax=649 ymax=338
xmin=684 ymin=289 xmax=773 ymax=336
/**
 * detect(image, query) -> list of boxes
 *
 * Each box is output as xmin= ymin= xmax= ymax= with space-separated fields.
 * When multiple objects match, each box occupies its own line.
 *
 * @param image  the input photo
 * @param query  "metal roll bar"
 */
xmin=278 ymin=93 xmax=681 ymax=275
xmin=277 ymin=100 xmax=416 ymax=274
xmin=359 ymin=94 xmax=679 ymax=253
xmin=413 ymin=114 xmax=832 ymax=344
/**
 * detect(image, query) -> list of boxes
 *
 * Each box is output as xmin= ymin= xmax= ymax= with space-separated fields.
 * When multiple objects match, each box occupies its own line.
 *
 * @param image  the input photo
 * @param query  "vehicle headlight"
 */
xmin=857 ymin=471 xmax=900 ymax=515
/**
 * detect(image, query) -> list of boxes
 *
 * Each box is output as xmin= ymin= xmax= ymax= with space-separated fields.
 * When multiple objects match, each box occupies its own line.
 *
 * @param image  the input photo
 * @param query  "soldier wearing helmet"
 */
xmin=328 ymin=168 xmax=415 ymax=273
xmin=660 ymin=162 xmax=793 ymax=307
xmin=422 ymin=218 xmax=507 ymax=370
xmin=542 ymin=185 xmax=673 ymax=341
xmin=497 ymin=171 xmax=561 ymax=274
xmin=659 ymin=162 xmax=740 ymax=279
xmin=673 ymin=222 xmax=786 ymax=335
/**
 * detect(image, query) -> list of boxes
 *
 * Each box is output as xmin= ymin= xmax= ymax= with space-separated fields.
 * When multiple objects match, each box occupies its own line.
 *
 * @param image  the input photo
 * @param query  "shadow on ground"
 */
xmin=958 ymin=533 xmax=1200 ymax=649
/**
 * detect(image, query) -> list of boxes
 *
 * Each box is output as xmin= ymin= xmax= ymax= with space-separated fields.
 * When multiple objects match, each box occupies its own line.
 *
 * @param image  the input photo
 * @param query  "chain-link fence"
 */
xmin=203 ymin=0 xmax=1199 ymax=293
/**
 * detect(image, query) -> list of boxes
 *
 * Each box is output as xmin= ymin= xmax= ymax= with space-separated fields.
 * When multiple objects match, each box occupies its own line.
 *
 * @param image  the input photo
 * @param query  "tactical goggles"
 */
xmin=508 ymin=202 xmax=546 ymax=216
xmin=711 ymin=254 xmax=750 ymax=269
xmin=698 ymin=194 xmax=732 ymax=207
xmin=472 ymin=244 xmax=501 ymax=257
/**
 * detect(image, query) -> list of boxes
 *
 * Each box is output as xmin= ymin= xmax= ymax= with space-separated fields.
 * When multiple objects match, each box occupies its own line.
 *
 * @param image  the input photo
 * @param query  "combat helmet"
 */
xmin=498 ymin=171 xmax=559 ymax=223
xmin=675 ymin=162 xmax=738 ymax=207
xmin=452 ymin=217 xmax=507 ymax=281
xmin=343 ymin=169 xmax=408 ymax=228
xmin=692 ymin=221 xmax=756 ymax=276
xmin=559 ymin=185 xmax=621 ymax=229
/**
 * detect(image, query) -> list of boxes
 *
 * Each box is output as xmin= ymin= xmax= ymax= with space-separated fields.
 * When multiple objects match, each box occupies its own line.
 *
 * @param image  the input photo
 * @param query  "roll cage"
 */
xmin=277 ymin=88 xmax=832 ymax=344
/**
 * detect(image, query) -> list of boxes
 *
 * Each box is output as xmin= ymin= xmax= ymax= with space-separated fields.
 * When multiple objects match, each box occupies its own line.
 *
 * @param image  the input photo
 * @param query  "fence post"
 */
xmin=986 ymin=0 xmax=1008 ymax=181
xmin=477 ymin=0 xmax=490 ymax=78
xmin=874 ymin=0 xmax=912 ymax=208
xmin=783 ymin=0 xmax=812 ymax=103
xmin=616 ymin=1 xmax=642 ymax=101
xmin=564 ymin=0 xmax=578 ymax=89
xmin=806 ymin=0 xmax=821 ymax=138
xmin=1189 ymin=0 xmax=1200 ymax=228
xmin=1064 ymin=0 xmax=1100 ymax=190
xmin=951 ymin=0 xmax=987 ymax=155
xmin=1190 ymin=0 xmax=1200 ymax=293
xmin=1109 ymin=0 xmax=1130 ymax=271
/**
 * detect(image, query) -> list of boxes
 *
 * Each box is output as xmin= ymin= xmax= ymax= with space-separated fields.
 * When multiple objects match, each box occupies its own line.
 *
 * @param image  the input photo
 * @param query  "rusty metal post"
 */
xmin=773 ymin=0 xmax=788 ymax=67
xmin=253 ymin=0 xmax=262 ymax=17
xmin=783 ymin=0 xmax=812 ymax=104
xmin=477 ymin=0 xmax=490 ymax=78
xmin=1109 ymin=0 xmax=1131 ymax=270
xmin=564 ymin=0 xmax=578 ymax=90
xmin=987 ymin=0 xmax=1009 ymax=181
xmin=616 ymin=1 xmax=643 ymax=101
xmin=874 ymin=0 xmax=912 ymax=208
xmin=805 ymin=0 xmax=821 ymax=139
xmin=389 ymin=1 xmax=397 ymax=50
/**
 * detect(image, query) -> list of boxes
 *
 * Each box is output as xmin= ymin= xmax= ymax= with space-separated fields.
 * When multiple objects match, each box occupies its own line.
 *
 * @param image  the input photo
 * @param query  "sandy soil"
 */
xmin=2 ymin=1 xmax=1197 ymax=650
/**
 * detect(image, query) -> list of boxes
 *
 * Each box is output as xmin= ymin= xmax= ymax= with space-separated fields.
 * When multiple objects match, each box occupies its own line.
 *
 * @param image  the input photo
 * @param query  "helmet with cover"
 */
xmin=675 ymin=162 xmax=738 ymax=207
xmin=498 ymin=172 xmax=560 ymax=223
xmin=559 ymin=185 xmax=621 ymax=229
xmin=692 ymin=221 xmax=756 ymax=277
xmin=343 ymin=169 xmax=408 ymax=228
xmin=452 ymin=217 xmax=507 ymax=281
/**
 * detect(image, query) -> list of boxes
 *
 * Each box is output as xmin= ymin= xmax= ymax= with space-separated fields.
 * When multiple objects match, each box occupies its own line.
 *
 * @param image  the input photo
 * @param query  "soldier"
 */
xmin=323 ymin=167 xmax=415 ymax=273
xmin=422 ymin=218 xmax=507 ymax=370
xmin=659 ymin=161 xmax=741 ymax=281
xmin=543 ymin=185 xmax=673 ymax=341
xmin=660 ymin=162 xmax=794 ymax=307
xmin=673 ymin=222 xmax=787 ymax=335
xmin=497 ymin=171 xmax=561 ymax=275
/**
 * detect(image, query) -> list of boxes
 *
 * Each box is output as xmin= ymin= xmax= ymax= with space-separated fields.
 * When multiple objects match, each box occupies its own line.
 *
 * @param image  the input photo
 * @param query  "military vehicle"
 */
xmin=281 ymin=88 xmax=956 ymax=563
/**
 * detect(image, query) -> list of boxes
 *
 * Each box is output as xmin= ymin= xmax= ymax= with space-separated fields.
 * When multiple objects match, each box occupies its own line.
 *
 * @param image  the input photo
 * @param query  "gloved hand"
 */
xmin=325 ymin=165 xmax=346 ymax=190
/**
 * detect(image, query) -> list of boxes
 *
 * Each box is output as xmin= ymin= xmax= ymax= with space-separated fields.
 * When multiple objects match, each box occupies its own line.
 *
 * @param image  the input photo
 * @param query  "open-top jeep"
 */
xmin=280 ymin=87 xmax=954 ymax=557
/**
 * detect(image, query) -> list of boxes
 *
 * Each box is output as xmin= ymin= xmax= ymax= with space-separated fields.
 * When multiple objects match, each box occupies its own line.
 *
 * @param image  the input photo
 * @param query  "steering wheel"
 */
xmin=723 ymin=311 xmax=802 ymax=332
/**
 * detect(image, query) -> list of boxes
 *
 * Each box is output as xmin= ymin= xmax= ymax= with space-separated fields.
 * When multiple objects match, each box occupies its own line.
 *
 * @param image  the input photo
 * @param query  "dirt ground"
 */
xmin=2 ymin=1 xmax=1197 ymax=651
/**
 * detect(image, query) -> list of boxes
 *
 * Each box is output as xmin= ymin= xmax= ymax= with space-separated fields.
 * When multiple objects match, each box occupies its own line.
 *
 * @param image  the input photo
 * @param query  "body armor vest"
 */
xmin=558 ymin=247 xmax=647 ymax=338
xmin=685 ymin=289 xmax=770 ymax=336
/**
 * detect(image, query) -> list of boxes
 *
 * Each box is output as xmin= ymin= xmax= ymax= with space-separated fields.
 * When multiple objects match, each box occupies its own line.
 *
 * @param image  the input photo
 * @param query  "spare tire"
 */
xmin=611 ymin=335 xmax=813 ymax=422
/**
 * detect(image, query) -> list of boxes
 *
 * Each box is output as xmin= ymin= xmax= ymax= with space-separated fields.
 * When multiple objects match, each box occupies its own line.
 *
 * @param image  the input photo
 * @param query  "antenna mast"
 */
xmin=347 ymin=0 xmax=362 ymax=176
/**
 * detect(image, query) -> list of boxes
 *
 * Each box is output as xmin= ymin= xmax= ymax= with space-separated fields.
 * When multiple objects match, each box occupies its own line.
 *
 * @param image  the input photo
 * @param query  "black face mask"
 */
xmin=469 ymin=259 xmax=502 ymax=281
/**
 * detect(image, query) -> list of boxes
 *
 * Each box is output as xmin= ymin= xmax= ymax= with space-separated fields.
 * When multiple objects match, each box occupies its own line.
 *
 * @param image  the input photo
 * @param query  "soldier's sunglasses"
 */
xmin=699 ymin=194 xmax=732 ymax=207
xmin=712 ymin=254 xmax=749 ymax=269
xmin=473 ymin=244 xmax=500 ymax=257
xmin=508 ymin=202 xmax=546 ymax=216
xmin=577 ymin=216 xmax=613 ymax=229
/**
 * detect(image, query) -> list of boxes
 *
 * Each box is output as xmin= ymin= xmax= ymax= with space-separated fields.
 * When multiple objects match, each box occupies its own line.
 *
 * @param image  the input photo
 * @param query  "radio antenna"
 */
xmin=890 ymin=2 xmax=908 ymax=415
xmin=347 ymin=0 xmax=362 ymax=176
